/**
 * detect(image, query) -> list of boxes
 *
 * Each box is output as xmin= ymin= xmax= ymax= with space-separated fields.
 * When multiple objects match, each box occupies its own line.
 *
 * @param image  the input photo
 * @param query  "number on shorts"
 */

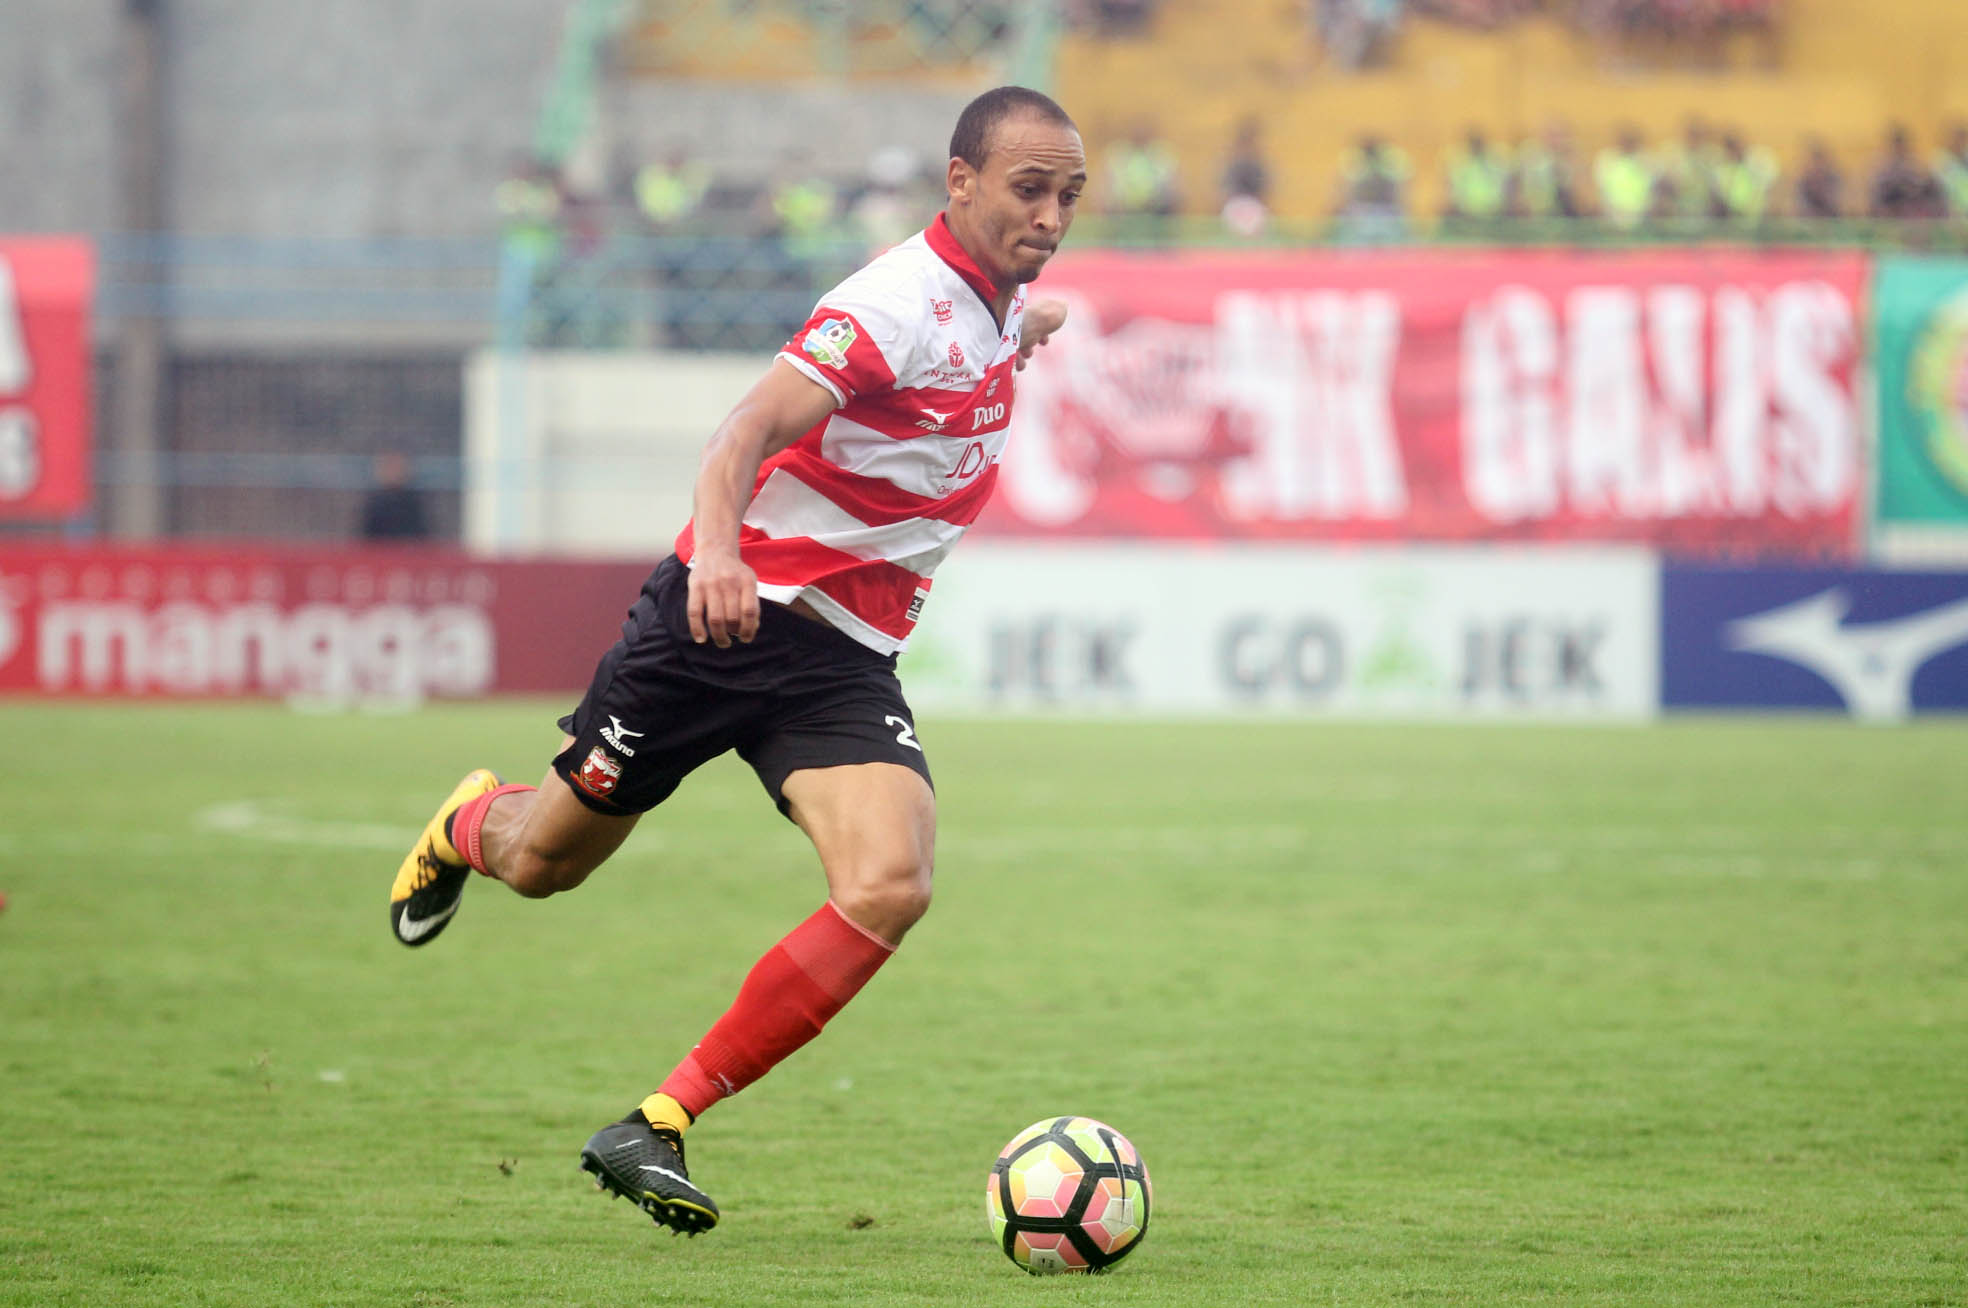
xmin=884 ymin=715 xmax=922 ymax=752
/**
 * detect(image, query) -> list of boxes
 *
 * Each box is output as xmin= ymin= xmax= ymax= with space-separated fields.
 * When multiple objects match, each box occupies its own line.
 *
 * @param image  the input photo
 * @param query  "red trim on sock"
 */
xmin=451 ymin=783 xmax=534 ymax=875
xmin=657 ymin=901 xmax=896 ymax=1119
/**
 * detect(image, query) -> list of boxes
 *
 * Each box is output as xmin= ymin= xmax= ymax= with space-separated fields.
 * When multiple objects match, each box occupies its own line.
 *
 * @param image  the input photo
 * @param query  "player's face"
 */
xmin=953 ymin=115 xmax=1086 ymax=287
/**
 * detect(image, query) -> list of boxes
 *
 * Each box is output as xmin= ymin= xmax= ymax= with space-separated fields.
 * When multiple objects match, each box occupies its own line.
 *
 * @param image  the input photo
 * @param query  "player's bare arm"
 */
xmin=1016 ymin=297 xmax=1068 ymax=371
xmin=685 ymin=360 xmax=839 ymax=647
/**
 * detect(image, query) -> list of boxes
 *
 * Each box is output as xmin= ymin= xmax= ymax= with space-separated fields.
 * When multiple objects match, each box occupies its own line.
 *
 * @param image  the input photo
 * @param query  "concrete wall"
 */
xmin=1 ymin=0 xmax=565 ymax=237
xmin=1 ymin=1 xmax=986 ymax=241
xmin=602 ymin=79 xmax=977 ymax=194
xmin=1 ymin=1 xmax=123 ymax=234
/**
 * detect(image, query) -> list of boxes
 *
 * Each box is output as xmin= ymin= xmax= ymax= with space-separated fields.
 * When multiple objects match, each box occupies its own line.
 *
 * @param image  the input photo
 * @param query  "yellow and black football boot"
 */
xmin=389 ymin=768 xmax=500 ymax=947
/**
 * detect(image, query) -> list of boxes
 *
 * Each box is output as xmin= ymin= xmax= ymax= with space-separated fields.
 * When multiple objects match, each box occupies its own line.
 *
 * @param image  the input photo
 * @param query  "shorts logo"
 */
xmin=947 ymin=340 xmax=965 ymax=368
xmin=906 ymin=588 xmax=929 ymax=622
xmin=577 ymin=746 xmax=622 ymax=798
xmin=802 ymin=317 xmax=857 ymax=370
xmin=931 ymin=298 xmax=953 ymax=324
xmin=601 ymin=714 xmax=644 ymax=757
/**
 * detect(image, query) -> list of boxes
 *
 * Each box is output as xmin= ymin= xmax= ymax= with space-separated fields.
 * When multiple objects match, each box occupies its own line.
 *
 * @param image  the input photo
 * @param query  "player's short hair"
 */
xmin=949 ymin=86 xmax=1077 ymax=170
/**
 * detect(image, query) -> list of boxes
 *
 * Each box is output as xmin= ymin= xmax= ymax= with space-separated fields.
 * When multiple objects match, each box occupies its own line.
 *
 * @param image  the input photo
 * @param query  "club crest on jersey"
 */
xmin=577 ymin=746 xmax=622 ymax=799
xmin=802 ymin=317 xmax=857 ymax=370
xmin=931 ymin=298 xmax=953 ymax=324
xmin=947 ymin=340 xmax=965 ymax=368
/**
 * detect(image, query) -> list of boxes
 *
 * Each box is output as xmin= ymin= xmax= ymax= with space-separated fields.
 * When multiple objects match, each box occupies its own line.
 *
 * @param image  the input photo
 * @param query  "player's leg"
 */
xmin=644 ymin=761 xmax=934 ymax=1120
xmin=388 ymin=555 xmax=727 ymax=948
xmin=580 ymin=594 xmax=932 ymax=1235
xmin=584 ymin=762 xmax=931 ymax=1234
xmin=388 ymin=758 xmax=637 ymax=943
xmin=785 ymin=760 xmax=937 ymax=942
xmin=465 ymin=755 xmax=639 ymax=899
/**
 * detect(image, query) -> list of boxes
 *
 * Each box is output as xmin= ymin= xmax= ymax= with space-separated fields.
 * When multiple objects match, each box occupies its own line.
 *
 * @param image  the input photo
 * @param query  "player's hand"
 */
xmin=687 ymin=553 xmax=761 ymax=648
xmin=1016 ymin=298 xmax=1068 ymax=372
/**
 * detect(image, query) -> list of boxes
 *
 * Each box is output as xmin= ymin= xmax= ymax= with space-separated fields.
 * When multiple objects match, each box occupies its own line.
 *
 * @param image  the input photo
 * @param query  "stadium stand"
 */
xmin=10 ymin=0 xmax=1968 ymax=542
xmin=1055 ymin=0 xmax=1968 ymax=227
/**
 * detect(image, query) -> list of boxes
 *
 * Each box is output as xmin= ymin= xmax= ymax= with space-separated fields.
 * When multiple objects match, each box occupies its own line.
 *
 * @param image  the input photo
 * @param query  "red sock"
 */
xmin=659 ymin=901 xmax=896 ymax=1118
xmin=448 ymin=783 xmax=535 ymax=875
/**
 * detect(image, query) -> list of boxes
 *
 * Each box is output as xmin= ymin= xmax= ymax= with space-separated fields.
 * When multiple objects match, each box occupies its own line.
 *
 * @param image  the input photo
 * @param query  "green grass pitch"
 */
xmin=2 ymin=702 xmax=1964 ymax=1306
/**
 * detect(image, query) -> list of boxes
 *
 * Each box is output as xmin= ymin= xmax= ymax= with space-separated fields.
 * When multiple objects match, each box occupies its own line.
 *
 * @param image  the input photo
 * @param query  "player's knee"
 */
xmin=834 ymin=854 xmax=934 ymax=940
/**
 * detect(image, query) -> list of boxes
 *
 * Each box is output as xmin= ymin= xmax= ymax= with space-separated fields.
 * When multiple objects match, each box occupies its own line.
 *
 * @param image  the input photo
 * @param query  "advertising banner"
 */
xmin=0 ymin=546 xmax=649 ymax=698
xmin=1873 ymin=256 xmax=1968 ymax=525
xmin=983 ymin=249 xmax=1866 ymax=557
xmin=1661 ymin=565 xmax=1968 ymax=719
xmin=899 ymin=544 xmax=1659 ymax=718
xmin=0 ymin=238 xmax=94 ymax=519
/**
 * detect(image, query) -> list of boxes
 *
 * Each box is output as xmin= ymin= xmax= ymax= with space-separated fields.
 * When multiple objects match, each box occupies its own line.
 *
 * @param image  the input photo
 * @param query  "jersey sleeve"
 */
xmin=776 ymin=281 xmax=913 ymax=405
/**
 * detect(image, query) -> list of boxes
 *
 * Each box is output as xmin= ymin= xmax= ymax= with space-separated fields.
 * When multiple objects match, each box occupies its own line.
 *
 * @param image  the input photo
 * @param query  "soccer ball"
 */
xmin=985 ymin=1116 xmax=1151 ymax=1274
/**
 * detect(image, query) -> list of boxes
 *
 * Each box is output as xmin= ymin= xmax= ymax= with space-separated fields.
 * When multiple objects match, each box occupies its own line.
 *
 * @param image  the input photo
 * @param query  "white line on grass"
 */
xmin=192 ymin=799 xmax=413 ymax=850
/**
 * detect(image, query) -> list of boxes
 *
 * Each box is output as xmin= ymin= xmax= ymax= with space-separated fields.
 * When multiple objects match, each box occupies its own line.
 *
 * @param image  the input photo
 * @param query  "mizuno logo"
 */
xmin=1725 ymin=587 xmax=1968 ymax=721
xmin=601 ymin=715 xmax=644 ymax=756
xmin=396 ymin=896 xmax=460 ymax=942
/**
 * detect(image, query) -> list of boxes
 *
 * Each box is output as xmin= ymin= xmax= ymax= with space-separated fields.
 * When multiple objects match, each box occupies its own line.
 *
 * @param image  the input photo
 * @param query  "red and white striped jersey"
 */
xmin=675 ymin=213 xmax=1026 ymax=654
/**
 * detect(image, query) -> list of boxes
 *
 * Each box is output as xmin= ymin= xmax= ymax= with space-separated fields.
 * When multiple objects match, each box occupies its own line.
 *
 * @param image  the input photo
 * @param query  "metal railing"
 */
xmin=92 ymin=216 xmax=1968 ymax=354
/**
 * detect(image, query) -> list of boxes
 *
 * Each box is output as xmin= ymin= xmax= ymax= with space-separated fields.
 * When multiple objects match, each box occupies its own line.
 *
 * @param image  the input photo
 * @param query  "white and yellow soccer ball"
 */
xmin=985 ymin=1116 xmax=1151 ymax=1274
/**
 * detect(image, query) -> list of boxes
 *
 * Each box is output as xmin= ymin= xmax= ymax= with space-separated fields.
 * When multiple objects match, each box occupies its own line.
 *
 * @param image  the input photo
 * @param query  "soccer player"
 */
xmin=387 ymin=86 xmax=1084 ymax=1236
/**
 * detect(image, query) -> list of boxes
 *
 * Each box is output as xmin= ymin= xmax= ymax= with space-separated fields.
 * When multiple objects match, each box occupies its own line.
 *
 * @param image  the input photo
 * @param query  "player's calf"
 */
xmin=478 ymin=771 xmax=637 ymax=898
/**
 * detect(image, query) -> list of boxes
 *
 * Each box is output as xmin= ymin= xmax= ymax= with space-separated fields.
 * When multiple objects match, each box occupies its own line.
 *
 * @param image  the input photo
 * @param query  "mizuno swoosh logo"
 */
xmin=396 ymin=898 xmax=460 ymax=942
xmin=1724 ymin=587 xmax=1968 ymax=721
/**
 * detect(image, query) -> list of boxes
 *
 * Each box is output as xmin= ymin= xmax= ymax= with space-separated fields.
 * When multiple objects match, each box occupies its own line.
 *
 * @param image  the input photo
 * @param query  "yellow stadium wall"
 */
xmin=1059 ymin=0 xmax=1968 ymax=222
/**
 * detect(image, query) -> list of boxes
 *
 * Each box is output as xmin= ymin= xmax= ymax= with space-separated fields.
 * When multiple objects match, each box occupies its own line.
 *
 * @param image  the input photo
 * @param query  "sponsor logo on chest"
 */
xmin=911 ymin=362 xmax=1015 ymax=438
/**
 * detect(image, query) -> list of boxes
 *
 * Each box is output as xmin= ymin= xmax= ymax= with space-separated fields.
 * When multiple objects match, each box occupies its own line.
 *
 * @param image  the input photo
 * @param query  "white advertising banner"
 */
xmin=898 ymin=544 xmax=1659 ymax=718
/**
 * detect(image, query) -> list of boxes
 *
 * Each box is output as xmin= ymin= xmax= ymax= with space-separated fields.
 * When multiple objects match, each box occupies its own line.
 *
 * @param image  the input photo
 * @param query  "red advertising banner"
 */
xmin=0 ymin=238 xmax=94 ymax=518
xmin=986 ymin=249 xmax=1869 ymax=555
xmin=0 ymin=545 xmax=651 ymax=698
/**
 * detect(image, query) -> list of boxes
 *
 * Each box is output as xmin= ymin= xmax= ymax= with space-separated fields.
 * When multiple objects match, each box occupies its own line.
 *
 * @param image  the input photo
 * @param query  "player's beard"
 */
xmin=1007 ymin=237 xmax=1054 ymax=284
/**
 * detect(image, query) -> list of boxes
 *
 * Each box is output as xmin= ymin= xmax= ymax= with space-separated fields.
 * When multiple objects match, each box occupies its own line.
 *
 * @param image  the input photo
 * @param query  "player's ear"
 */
xmin=946 ymin=156 xmax=974 ymax=206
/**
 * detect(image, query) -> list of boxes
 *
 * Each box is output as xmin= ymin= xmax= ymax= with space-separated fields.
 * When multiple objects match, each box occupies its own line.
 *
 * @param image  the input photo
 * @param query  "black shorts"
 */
xmin=552 ymin=555 xmax=932 ymax=817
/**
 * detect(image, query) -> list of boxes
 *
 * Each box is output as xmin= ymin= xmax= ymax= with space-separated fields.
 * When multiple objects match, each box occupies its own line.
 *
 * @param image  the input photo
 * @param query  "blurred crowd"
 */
xmin=497 ymin=114 xmax=1968 ymax=345
xmin=1098 ymin=116 xmax=1968 ymax=239
xmin=495 ymin=142 xmax=947 ymax=348
xmin=497 ymin=141 xmax=942 ymax=263
xmin=1312 ymin=0 xmax=1780 ymax=69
